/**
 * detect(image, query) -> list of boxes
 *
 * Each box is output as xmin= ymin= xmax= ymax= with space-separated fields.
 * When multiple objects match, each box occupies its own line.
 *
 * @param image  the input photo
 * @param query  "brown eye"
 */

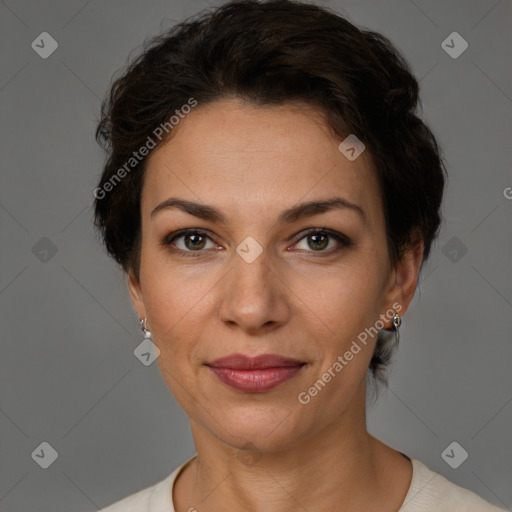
xmin=293 ymin=229 xmax=352 ymax=254
xmin=306 ymin=233 xmax=329 ymax=251
xmin=162 ymin=229 xmax=216 ymax=254
xmin=181 ymin=232 xmax=207 ymax=250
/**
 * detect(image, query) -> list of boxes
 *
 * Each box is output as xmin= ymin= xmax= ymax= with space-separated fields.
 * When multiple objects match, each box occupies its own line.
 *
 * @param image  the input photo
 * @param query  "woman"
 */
xmin=95 ymin=1 xmax=505 ymax=510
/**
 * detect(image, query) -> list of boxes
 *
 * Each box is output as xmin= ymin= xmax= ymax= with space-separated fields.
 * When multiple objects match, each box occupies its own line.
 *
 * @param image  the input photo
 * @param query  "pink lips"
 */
xmin=206 ymin=354 xmax=306 ymax=392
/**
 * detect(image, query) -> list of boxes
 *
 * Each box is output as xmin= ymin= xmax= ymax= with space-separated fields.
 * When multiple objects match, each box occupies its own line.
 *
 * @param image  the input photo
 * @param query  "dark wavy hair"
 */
xmin=94 ymin=0 xmax=446 ymax=383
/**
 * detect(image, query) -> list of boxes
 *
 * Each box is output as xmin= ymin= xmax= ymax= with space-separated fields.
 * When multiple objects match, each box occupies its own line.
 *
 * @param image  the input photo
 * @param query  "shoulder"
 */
xmin=400 ymin=458 xmax=507 ymax=512
xmin=99 ymin=456 xmax=195 ymax=512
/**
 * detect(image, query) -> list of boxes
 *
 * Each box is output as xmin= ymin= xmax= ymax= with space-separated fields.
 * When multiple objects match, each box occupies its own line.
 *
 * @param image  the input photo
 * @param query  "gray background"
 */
xmin=0 ymin=0 xmax=511 ymax=510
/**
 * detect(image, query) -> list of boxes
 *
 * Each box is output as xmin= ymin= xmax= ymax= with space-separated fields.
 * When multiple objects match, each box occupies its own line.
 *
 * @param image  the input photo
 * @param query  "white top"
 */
xmin=100 ymin=455 xmax=507 ymax=512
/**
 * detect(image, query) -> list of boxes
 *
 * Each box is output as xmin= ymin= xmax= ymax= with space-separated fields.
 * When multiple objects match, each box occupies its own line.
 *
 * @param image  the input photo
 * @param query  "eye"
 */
xmin=292 ymin=228 xmax=352 ymax=254
xmin=161 ymin=229 xmax=219 ymax=256
xmin=162 ymin=227 xmax=352 ymax=258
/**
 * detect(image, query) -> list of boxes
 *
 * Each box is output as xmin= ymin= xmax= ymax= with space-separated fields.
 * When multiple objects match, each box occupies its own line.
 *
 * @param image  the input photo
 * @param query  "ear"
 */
xmin=383 ymin=238 xmax=424 ymax=326
xmin=127 ymin=269 xmax=147 ymax=320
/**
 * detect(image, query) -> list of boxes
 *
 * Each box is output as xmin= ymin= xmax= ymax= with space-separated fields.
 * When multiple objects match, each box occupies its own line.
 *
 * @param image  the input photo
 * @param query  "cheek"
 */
xmin=138 ymin=255 xmax=221 ymax=380
xmin=289 ymin=259 xmax=386 ymax=386
xmin=293 ymin=274 xmax=382 ymax=409
xmin=292 ymin=256 xmax=386 ymax=334
xmin=140 ymin=242 xmax=215 ymax=322
xmin=140 ymin=272 xmax=210 ymax=411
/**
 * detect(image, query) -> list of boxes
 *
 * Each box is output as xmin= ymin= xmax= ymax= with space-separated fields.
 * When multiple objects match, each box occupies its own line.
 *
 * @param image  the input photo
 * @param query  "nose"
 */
xmin=217 ymin=246 xmax=290 ymax=335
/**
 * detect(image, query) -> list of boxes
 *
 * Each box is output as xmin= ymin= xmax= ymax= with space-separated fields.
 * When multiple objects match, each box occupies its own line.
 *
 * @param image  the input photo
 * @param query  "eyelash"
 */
xmin=161 ymin=228 xmax=353 ymax=258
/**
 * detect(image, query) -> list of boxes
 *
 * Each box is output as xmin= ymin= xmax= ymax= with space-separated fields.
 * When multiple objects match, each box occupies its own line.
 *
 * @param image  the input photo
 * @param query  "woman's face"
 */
xmin=129 ymin=98 xmax=421 ymax=453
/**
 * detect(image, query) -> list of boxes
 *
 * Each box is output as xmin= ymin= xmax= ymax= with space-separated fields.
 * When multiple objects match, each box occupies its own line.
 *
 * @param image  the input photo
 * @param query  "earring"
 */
xmin=392 ymin=313 xmax=401 ymax=346
xmin=140 ymin=317 xmax=152 ymax=339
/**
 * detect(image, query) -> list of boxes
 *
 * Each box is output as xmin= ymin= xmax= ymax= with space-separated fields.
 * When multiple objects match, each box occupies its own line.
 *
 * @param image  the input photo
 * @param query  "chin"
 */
xmin=201 ymin=401 xmax=310 ymax=452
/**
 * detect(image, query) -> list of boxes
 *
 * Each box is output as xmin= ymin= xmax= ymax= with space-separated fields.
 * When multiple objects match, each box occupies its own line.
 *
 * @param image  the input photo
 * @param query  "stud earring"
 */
xmin=392 ymin=313 xmax=401 ymax=346
xmin=140 ymin=317 xmax=152 ymax=339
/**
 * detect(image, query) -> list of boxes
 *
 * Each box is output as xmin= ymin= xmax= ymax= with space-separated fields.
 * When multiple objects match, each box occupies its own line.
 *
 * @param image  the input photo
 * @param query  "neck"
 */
xmin=174 ymin=385 xmax=411 ymax=512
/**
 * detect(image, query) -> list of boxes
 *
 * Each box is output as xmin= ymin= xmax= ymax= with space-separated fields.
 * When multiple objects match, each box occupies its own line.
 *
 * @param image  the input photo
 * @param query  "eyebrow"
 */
xmin=150 ymin=196 xmax=366 ymax=224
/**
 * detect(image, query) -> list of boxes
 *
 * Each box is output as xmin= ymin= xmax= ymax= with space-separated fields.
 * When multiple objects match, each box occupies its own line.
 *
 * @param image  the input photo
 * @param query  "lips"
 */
xmin=206 ymin=353 xmax=306 ymax=392
xmin=208 ymin=353 xmax=305 ymax=369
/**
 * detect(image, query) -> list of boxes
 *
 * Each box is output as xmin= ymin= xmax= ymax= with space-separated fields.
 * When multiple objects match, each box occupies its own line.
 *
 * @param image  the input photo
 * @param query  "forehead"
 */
xmin=142 ymin=98 xmax=381 ymax=224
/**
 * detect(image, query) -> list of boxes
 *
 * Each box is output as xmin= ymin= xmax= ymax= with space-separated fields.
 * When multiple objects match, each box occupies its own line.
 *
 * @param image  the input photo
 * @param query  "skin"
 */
xmin=128 ymin=97 xmax=424 ymax=512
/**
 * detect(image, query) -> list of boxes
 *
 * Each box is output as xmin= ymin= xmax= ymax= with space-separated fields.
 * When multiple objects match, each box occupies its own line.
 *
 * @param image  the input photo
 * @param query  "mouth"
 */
xmin=205 ymin=353 xmax=307 ymax=393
